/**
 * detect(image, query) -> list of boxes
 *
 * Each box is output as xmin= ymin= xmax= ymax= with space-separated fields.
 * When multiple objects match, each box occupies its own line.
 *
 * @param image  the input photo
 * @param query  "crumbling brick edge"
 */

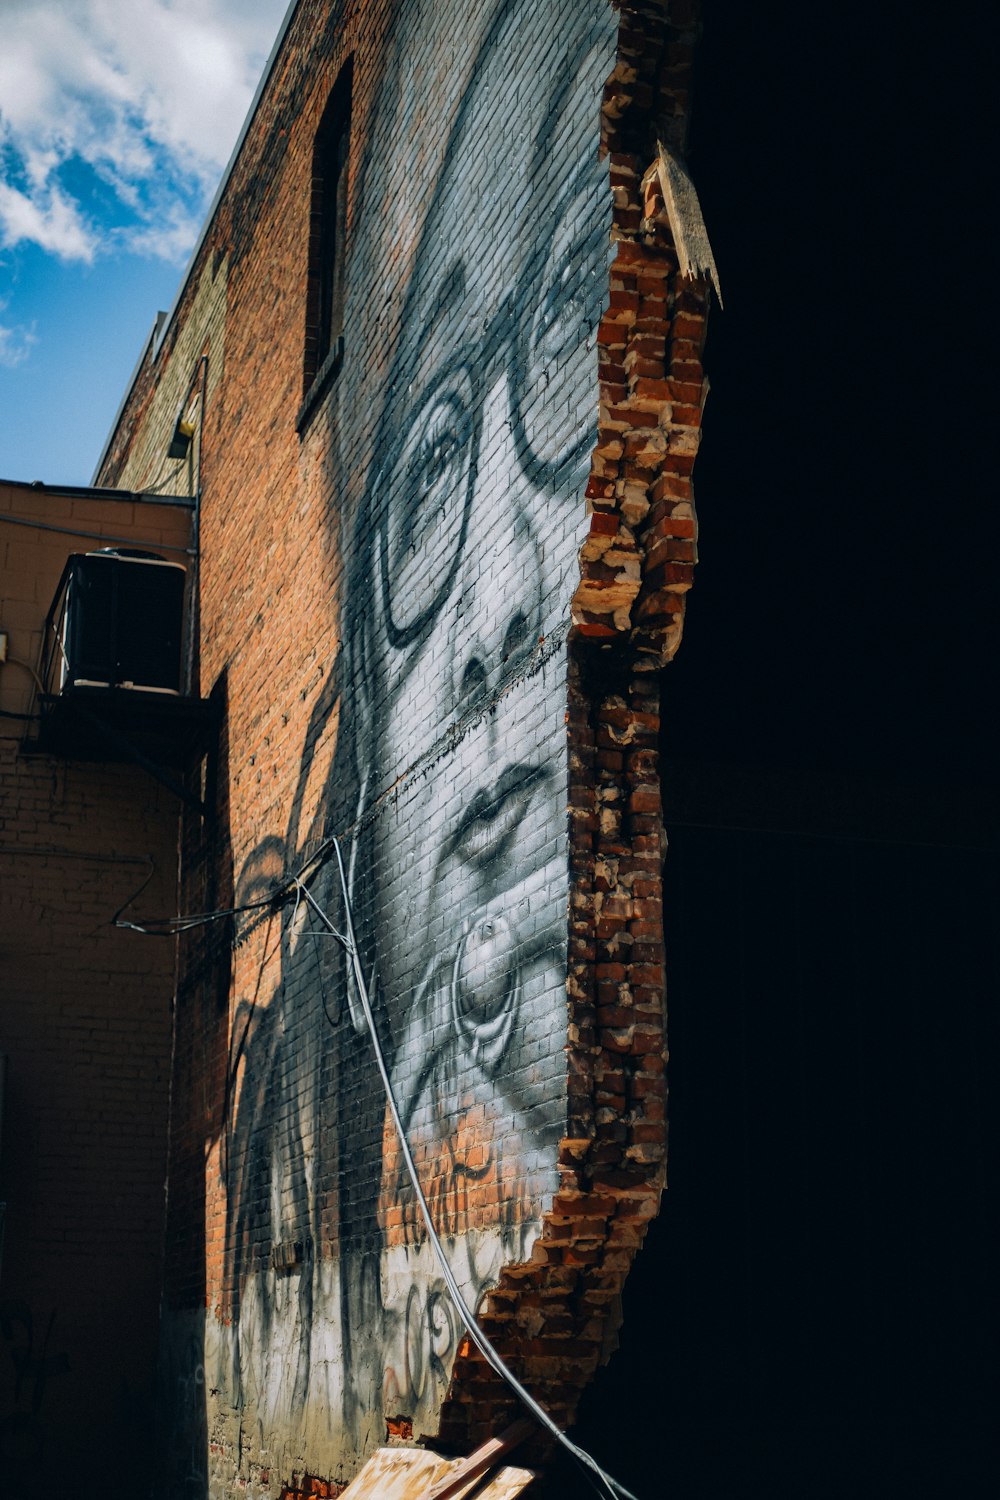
xmin=428 ymin=0 xmax=711 ymax=1465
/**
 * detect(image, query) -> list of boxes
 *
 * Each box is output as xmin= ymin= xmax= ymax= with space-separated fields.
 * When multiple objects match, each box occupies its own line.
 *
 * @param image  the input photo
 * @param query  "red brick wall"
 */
xmin=95 ymin=2 xmax=709 ymax=1494
xmin=0 ymin=481 xmax=191 ymax=1500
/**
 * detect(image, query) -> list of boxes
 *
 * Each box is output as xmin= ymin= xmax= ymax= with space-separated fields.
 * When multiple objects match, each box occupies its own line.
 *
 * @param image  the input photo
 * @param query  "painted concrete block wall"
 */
xmin=0 ymin=481 xmax=191 ymax=1499
xmin=96 ymin=1 xmax=708 ymax=1495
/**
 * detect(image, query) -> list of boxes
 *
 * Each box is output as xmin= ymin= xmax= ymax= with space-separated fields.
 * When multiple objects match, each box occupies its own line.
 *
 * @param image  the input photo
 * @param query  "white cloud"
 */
xmin=0 ymin=298 xmax=38 ymax=368
xmin=122 ymin=199 xmax=204 ymax=263
xmin=0 ymin=179 xmax=96 ymax=261
xmin=0 ymin=0 xmax=289 ymax=264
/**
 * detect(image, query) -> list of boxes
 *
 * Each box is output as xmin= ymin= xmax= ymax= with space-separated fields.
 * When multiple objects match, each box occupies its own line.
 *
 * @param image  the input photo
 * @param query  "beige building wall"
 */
xmin=0 ymin=480 xmax=193 ymax=1500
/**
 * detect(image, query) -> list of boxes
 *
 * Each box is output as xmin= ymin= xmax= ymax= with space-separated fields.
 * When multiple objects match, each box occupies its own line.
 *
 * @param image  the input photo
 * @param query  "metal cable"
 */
xmin=113 ymin=834 xmax=642 ymax=1496
xmin=299 ymin=839 xmax=639 ymax=1500
xmin=0 ymin=511 xmax=195 ymax=554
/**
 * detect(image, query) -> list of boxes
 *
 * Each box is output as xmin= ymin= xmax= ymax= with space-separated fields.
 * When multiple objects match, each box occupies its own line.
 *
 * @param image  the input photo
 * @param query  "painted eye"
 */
xmin=384 ymin=369 xmax=474 ymax=634
xmin=519 ymin=176 xmax=609 ymax=475
xmin=403 ymin=399 xmax=469 ymax=549
xmin=534 ymin=257 xmax=591 ymax=364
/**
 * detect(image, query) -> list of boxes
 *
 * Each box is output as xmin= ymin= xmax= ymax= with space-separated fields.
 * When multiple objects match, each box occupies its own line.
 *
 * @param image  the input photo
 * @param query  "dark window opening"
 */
xmin=301 ymin=59 xmax=352 ymax=418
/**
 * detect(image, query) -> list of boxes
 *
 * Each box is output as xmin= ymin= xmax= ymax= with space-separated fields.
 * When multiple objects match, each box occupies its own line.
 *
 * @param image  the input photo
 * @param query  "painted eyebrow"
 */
xmin=415 ymin=259 xmax=467 ymax=354
xmin=529 ymin=27 xmax=611 ymax=179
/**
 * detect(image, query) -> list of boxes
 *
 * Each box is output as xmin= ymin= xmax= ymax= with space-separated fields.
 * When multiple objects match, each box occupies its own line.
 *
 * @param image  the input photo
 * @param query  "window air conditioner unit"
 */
xmin=59 ymin=549 xmax=186 ymax=696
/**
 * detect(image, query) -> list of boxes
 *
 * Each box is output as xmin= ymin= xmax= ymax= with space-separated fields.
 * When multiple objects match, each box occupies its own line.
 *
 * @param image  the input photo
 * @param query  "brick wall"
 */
xmin=0 ymin=481 xmax=191 ymax=1499
xmin=94 ymin=2 xmax=709 ymax=1495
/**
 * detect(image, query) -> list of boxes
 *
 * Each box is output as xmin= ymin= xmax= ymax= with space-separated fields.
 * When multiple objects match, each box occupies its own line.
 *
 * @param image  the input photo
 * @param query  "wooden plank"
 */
xmin=338 ymin=1436 xmax=536 ymax=1500
xmin=655 ymin=140 xmax=723 ymax=307
xmin=428 ymin=1420 xmax=535 ymax=1500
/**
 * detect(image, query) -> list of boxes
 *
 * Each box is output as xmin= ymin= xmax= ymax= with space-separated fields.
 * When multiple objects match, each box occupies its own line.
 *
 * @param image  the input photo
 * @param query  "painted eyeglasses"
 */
xmin=377 ymin=163 xmax=608 ymax=651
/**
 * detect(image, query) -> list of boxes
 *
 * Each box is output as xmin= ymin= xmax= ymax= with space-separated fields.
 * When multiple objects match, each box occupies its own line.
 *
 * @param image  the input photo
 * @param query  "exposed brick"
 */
xmin=0 ymin=482 xmax=185 ymax=1490
xmin=77 ymin=1 xmax=710 ymax=1494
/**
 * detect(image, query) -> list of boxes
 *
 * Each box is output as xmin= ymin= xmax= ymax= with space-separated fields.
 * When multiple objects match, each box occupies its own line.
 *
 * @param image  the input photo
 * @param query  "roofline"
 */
xmin=1 ymin=477 xmax=196 ymax=509
xmin=89 ymin=310 xmax=167 ymax=485
xmin=90 ymin=0 xmax=303 ymax=484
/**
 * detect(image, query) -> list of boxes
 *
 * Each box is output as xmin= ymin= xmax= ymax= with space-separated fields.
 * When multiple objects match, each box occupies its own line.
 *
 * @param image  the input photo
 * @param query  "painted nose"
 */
xmin=449 ymin=374 xmax=542 ymax=715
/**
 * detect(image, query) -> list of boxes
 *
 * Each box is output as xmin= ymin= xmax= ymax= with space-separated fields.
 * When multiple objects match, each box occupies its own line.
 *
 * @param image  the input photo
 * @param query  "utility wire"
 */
xmin=115 ymin=836 xmax=641 ymax=1496
xmin=300 ymin=839 xmax=639 ymax=1500
xmin=0 ymin=511 xmax=195 ymax=555
xmin=114 ymin=894 xmax=274 ymax=936
xmin=111 ymin=838 xmax=338 ymax=935
xmin=112 ymin=883 xmax=276 ymax=934
xmin=3 ymin=654 xmax=45 ymax=694
xmin=138 ymin=459 xmax=190 ymax=496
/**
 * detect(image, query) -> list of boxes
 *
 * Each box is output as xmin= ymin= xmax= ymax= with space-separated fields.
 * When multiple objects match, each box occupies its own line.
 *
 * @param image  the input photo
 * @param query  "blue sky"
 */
xmin=0 ymin=0 xmax=291 ymax=485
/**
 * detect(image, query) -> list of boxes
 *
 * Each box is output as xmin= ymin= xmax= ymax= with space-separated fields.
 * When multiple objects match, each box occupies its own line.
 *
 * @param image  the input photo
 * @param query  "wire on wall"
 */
xmin=296 ymin=839 xmax=640 ymax=1500
xmin=0 ymin=511 xmax=196 ymax=555
xmin=112 ymin=836 xmax=642 ymax=1498
xmin=110 ymin=835 xmax=338 ymax=935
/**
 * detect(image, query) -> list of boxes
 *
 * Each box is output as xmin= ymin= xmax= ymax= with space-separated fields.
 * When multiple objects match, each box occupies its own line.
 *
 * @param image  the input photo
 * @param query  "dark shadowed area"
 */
xmin=547 ymin=2 xmax=999 ymax=1496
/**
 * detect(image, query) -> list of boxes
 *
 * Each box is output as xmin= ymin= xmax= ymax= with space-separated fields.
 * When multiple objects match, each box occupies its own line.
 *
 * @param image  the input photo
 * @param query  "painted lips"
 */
xmin=449 ymin=764 xmax=546 ymax=868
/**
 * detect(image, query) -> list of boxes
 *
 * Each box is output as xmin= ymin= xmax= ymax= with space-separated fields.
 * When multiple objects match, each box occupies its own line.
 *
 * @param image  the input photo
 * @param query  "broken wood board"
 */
xmin=338 ymin=1446 xmax=535 ymax=1500
xmin=654 ymin=140 xmax=723 ymax=306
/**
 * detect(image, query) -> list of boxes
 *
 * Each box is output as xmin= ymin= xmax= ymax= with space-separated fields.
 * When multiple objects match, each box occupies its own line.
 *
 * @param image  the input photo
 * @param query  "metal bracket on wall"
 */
xmin=61 ymin=699 xmax=210 ymax=818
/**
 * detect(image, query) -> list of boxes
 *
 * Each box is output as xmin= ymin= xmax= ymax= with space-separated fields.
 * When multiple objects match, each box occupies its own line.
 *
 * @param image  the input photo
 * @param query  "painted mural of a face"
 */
xmin=337 ymin=0 xmax=616 ymax=1427
xmin=227 ymin=0 xmax=617 ymax=1461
